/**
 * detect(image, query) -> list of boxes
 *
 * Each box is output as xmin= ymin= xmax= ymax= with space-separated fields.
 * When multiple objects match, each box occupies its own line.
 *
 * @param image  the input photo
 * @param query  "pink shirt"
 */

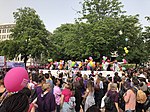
xmin=53 ymin=86 xmax=61 ymax=105
xmin=124 ymin=89 xmax=136 ymax=111
xmin=62 ymin=88 xmax=72 ymax=102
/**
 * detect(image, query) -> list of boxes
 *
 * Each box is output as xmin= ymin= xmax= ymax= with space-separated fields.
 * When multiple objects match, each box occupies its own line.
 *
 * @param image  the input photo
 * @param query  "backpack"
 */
xmin=133 ymin=87 xmax=147 ymax=104
xmin=118 ymin=84 xmax=125 ymax=110
xmin=67 ymin=96 xmax=76 ymax=110
xmin=136 ymin=89 xmax=147 ymax=104
xmin=104 ymin=96 xmax=114 ymax=110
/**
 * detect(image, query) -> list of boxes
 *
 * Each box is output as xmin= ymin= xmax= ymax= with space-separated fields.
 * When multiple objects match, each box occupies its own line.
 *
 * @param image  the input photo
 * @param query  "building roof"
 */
xmin=0 ymin=23 xmax=16 ymax=25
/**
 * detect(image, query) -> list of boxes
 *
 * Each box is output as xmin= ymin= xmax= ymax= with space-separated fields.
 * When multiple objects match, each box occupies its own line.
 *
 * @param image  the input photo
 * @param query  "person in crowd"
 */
xmin=83 ymin=80 xmax=95 ymax=112
xmin=53 ymin=78 xmax=61 ymax=112
xmin=113 ymin=60 xmax=120 ymax=72
xmin=29 ymin=75 xmax=46 ymax=111
xmin=123 ymin=81 xmax=136 ymax=112
xmin=86 ymin=105 xmax=101 ymax=112
xmin=94 ymin=76 xmax=104 ymax=109
xmin=147 ymin=77 xmax=150 ymax=95
xmin=39 ymin=70 xmax=44 ymax=77
xmin=58 ymin=72 xmax=64 ymax=88
xmin=36 ymin=76 xmax=45 ymax=95
xmin=19 ymin=87 xmax=31 ymax=98
xmin=74 ymin=77 xmax=84 ymax=112
xmin=138 ymin=78 xmax=148 ymax=93
xmin=28 ymin=73 xmax=38 ymax=90
xmin=0 ymin=79 xmax=6 ymax=98
xmin=37 ymin=83 xmax=56 ymax=112
xmin=83 ymin=74 xmax=88 ymax=90
xmin=0 ymin=92 xmax=29 ymax=112
xmin=105 ymin=83 xmax=119 ymax=112
xmin=103 ymin=59 xmax=110 ymax=71
xmin=132 ymin=77 xmax=146 ymax=112
xmin=19 ymin=87 xmax=36 ymax=112
xmin=119 ymin=76 xmax=126 ymax=91
xmin=44 ymin=73 xmax=54 ymax=90
xmin=89 ymin=71 xmax=95 ymax=78
xmin=107 ymin=77 xmax=113 ymax=91
xmin=118 ymin=76 xmax=126 ymax=111
xmin=61 ymin=82 xmax=74 ymax=112
xmin=113 ymin=72 xmax=121 ymax=89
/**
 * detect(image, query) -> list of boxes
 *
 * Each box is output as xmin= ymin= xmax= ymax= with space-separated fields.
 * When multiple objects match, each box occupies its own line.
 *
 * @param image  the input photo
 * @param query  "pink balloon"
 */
xmin=89 ymin=57 xmax=93 ymax=60
xmin=4 ymin=67 xmax=29 ymax=92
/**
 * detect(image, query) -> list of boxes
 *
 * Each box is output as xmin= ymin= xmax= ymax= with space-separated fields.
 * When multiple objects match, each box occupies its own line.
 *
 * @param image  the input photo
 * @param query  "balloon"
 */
xmin=122 ymin=59 xmax=127 ymax=64
xmin=92 ymin=62 xmax=95 ymax=68
xmin=89 ymin=61 xmax=93 ymax=67
xmin=102 ymin=60 xmax=105 ymax=64
xmin=103 ymin=56 xmax=107 ymax=61
xmin=125 ymin=50 xmax=129 ymax=54
xmin=122 ymin=67 xmax=126 ymax=71
xmin=79 ymin=63 xmax=82 ymax=68
xmin=124 ymin=47 xmax=127 ymax=51
xmin=48 ymin=59 xmax=53 ymax=62
xmin=89 ymin=57 xmax=93 ymax=60
xmin=71 ymin=62 xmax=75 ymax=67
xmin=87 ymin=66 xmax=91 ymax=70
xmin=59 ymin=64 xmax=63 ymax=70
xmin=4 ymin=67 xmax=29 ymax=92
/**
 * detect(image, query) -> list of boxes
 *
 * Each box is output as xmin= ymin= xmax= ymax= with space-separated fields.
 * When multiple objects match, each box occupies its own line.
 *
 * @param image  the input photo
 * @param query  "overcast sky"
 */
xmin=0 ymin=0 xmax=150 ymax=32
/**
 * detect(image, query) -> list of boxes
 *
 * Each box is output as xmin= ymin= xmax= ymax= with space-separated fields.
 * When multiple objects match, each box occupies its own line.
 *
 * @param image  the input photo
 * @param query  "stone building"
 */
xmin=0 ymin=23 xmax=15 ymax=41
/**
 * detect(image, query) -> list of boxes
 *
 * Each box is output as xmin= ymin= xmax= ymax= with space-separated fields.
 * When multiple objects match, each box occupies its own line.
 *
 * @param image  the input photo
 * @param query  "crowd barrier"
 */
xmin=39 ymin=69 xmax=123 ymax=78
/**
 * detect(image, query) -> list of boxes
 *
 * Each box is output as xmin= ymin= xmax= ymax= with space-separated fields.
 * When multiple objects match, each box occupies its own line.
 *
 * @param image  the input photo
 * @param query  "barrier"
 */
xmin=39 ymin=69 xmax=123 ymax=77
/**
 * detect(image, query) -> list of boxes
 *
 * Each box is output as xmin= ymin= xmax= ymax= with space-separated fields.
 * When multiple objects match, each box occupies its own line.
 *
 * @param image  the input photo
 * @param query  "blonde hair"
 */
xmin=110 ymin=83 xmax=117 ymax=90
xmin=83 ymin=74 xmax=88 ymax=80
xmin=87 ymin=80 xmax=94 ymax=92
xmin=42 ymin=83 xmax=51 ymax=91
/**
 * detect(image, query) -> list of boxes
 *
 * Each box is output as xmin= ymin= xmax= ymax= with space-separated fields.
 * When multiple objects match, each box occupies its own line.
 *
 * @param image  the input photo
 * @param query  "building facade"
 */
xmin=0 ymin=23 xmax=15 ymax=41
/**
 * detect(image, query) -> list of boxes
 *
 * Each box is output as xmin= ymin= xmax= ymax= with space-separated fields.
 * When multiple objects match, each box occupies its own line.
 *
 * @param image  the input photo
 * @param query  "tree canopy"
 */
xmin=0 ymin=1 xmax=149 ymax=65
xmin=10 ymin=7 xmax=50 ymax=65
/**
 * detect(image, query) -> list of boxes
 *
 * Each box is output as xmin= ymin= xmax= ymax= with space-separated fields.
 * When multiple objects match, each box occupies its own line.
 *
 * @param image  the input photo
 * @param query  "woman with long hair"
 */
xmin=105 ymin=83 xmax=119 ymax=112
xmin=123 ymin=81 xmax=136 ymax=112
xmin=61 ymin=82 xmax=75 ymax=112
xmin=83 ymin=80 xmax=95 ymax=112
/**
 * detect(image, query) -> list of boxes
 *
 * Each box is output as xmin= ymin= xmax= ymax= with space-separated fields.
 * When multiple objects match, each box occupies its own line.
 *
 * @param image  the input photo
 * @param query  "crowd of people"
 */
xmin=45 ymin=58 xmax=126 ymax=72
xmin=0 ymin=67 xmax=150 ymax=112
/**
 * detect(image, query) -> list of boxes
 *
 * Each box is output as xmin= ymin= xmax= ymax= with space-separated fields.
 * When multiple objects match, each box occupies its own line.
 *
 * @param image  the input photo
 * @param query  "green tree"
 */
xmin=76 ymin=0 xmax=127 ymax=60
xmin=11 ymin=7 xmax=50 ymax=66
xmin=76 ymin=0 xmax=148 ymax=64
xmin=79 ymin=0 xmax=125 ymax=23
xmin=51 ymin=23 xmax=81 ymax=60
xmin=0 ymin=40 xmax=19 ymax=60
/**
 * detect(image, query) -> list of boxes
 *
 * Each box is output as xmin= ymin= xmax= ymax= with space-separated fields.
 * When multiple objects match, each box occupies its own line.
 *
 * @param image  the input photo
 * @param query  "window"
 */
xmin=7 ymin=29 xmax=10 ymax=33
xmin=2 ymin=29 xmax=6 ymax=33
xmin=0 ymin=29 xmax=1 ymax=33
xmin=4 ymin=35 xmax=6 ymax=39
